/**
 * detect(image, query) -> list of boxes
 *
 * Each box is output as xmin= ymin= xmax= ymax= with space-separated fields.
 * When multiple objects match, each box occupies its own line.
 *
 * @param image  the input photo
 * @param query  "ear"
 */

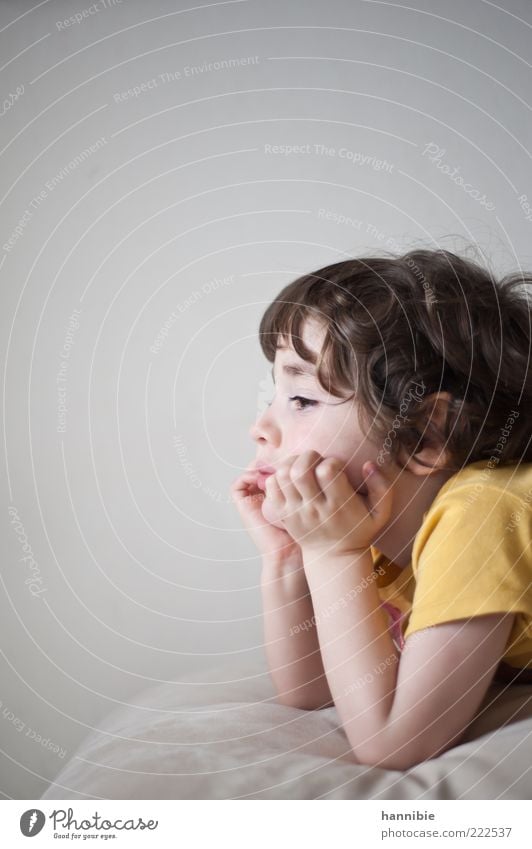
xmin=404 ymin=391 xmax=453 ymax=476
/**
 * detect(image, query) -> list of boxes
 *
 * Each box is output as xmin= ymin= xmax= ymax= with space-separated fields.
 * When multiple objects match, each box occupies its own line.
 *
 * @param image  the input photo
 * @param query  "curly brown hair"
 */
xmin=258 ymin=249 xmax=532 ymax=472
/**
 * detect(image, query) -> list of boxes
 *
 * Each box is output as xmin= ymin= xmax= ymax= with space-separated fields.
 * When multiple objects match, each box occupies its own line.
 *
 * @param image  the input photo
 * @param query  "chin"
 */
xmin=261 ymin=497 xmax=286 ymax=529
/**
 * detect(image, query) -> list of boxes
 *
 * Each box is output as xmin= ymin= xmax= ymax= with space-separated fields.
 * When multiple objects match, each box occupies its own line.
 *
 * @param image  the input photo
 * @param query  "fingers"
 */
xmin=231 ymin=470 xmax=256 ymax=493
xmin=287 ymin=451 xmax=325 ymax=503
xmin=238 ymin=452 xmax=335 ymax=510
xmin=231 ymin=460 xmax=260 ymax=494
xmin=264 ymin=469 xmax=287 ymax=506
xmin=269 ymin=451 xmax=324 ymax=505
xmin=230 ymin=469 xmax=262 ymax=505
xmin=317 ymin=457 xmax=356 ymax=505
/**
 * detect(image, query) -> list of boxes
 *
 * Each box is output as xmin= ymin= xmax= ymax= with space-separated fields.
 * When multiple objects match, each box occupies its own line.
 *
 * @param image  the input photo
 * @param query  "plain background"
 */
xmin=1 ymin=0 xmax=531 ymax=799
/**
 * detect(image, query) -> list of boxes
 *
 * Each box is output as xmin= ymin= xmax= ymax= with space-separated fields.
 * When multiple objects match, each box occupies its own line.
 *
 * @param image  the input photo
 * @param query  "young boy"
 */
xmin=232 ymin=248 xmax=532 ymax=770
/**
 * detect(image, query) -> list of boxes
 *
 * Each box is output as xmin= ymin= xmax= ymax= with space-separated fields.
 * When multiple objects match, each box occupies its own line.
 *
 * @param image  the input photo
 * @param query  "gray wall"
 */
xmin=1 ymin=0 xmax=531 ymax=798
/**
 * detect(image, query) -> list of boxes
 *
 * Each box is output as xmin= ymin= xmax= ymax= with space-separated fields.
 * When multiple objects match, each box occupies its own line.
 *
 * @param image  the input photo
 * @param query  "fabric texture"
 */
xmin=373 ymin=459 xmax=532 ymax=679
xmin=40 ymin=460 xmax=532 ymax=800
xmin=40 ymin=657 xmax=532 ymax=800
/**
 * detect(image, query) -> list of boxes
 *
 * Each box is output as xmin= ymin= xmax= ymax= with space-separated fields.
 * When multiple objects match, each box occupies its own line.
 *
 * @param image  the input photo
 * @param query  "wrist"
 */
xmin=261 ymin=553 xmax=306 ymax=580
xmin=302 ymin=546 xmax=374 ymax=575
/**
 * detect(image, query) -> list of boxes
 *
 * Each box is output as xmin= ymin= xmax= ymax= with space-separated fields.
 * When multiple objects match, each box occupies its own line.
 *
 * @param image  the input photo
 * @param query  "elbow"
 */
xmin=353 ymin=745 xmax=428 ymax=771
xmin=350 ymin=733 xmax=435 ymax=771
xmin=352 ymin=735 xmax=456 ymax=771
xmin=275 ymin=693 xmax=306 ymax=709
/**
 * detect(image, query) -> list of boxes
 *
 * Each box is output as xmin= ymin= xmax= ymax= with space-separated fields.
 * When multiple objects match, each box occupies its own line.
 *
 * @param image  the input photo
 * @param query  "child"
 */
xmin=231 ymin=247 xmax=532 ymax=770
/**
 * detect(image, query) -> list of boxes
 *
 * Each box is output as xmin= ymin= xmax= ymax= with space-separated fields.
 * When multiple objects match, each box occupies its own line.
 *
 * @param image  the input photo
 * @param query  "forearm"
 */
xmin=302 ymin=549 xmax=400 ymax=749
xmin=261 ymin=556 xmax=334 ymax=709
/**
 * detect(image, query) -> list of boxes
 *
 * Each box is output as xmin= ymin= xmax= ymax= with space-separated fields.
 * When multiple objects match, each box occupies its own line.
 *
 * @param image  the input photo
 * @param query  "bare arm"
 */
xmin=303 ymin=549 xmax=514 ymax=769
xmin=302 ymin=550 xmax=399 ymax=737
xmin=261 ymin=555 xmax=334 ymax=709
xmin=231 ymin=462 xmax=334 ymax=710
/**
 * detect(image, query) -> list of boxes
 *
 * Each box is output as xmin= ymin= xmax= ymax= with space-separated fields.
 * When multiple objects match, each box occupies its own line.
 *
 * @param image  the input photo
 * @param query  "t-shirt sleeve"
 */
xmin=404 ymin=483 xmax=532 ymax=639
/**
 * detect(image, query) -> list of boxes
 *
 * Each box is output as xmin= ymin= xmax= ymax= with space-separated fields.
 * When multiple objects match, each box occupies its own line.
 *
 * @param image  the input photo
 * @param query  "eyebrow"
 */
xmin=271 ymin=362 xmax=317 ymax=383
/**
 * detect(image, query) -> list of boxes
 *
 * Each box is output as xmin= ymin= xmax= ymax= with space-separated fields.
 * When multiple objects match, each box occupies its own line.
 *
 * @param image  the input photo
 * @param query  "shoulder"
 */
xmin=412 ymin=460 xmax=532 ymax=566
xmin=427 ymin=458 xmax=532 ymax=507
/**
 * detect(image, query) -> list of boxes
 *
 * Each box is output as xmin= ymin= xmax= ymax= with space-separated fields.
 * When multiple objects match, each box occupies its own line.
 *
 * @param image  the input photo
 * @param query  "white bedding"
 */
xmin=41 ymin=658 xmax=532 ymax=799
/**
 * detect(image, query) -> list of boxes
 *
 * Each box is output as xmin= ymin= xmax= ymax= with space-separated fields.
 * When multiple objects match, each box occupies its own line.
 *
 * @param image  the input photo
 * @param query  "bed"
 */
xmin=41 ymin=657 xmax=532 ymax=799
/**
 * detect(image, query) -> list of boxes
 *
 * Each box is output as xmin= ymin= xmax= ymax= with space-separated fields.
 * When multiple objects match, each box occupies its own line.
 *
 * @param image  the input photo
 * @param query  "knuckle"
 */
xmin=306 ymin=503 xmax=321 ymax=521
xmin=317 ymin=458 xmax=337 ymax=476
xmin=290 ymin=462 xmax=306 ymax=480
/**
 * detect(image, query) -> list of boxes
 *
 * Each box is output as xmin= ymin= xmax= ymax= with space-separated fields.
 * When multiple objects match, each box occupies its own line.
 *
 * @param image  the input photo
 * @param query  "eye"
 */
xmin=263 ymin=395 xmax=319 ymax=410
xmin=289 ymin=395 xmax=318 ymax=410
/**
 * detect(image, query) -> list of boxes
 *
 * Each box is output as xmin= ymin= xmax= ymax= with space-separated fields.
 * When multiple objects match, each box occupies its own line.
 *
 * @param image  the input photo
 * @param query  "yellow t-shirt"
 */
xmin=372 ymin=459 xmax=532 ymax=683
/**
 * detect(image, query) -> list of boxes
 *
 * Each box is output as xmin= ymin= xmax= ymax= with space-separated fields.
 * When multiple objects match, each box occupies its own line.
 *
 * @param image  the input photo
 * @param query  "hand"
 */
xmin=230 ymin=460 xmax=303 ymax=565
xmin=263 ymin=450 xmax=393 ymax=559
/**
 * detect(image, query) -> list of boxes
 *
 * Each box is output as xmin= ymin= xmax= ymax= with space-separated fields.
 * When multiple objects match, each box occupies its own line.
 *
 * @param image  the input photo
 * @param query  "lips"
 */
xmin=255 ymin=464 xmax=275 ymax=491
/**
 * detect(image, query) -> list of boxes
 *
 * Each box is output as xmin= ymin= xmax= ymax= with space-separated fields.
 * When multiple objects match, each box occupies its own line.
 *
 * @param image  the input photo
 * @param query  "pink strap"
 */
xmin=380 ymin=601 xmax=406 ymax=651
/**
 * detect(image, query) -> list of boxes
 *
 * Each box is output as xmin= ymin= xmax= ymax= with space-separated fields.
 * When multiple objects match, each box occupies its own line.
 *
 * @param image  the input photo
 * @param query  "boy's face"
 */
xmin=250 ymin=319 xmax=392 ymax=529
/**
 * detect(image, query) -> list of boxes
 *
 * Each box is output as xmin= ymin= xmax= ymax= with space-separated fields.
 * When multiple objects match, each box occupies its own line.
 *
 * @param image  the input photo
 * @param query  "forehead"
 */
xmin=282 ymin=318 xmax=324 ymax=349
xmin=277 ymin=319 xmax=325 ymax=358
xmin=273 ymin=321 xmax=325 ymax=382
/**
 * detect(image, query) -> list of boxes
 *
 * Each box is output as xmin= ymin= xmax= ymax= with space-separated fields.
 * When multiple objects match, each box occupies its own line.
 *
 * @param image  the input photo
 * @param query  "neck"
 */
xmin=372 ymin=464 xmax=455 ymax=568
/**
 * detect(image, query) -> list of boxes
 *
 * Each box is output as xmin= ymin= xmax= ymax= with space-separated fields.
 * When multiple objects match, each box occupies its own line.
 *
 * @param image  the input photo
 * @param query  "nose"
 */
xmin=249 ymin=405 xmax=279 ymax=445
